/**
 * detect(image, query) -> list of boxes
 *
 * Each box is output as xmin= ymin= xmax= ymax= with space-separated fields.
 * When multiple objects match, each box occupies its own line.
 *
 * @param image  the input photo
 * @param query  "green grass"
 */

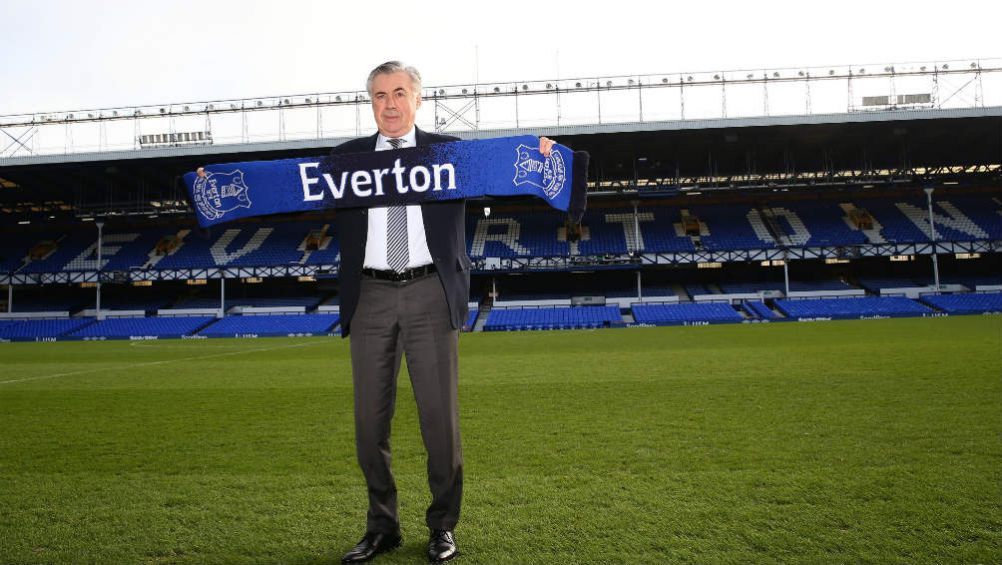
xmin=1 ymin=316 xmax=999 ymax=564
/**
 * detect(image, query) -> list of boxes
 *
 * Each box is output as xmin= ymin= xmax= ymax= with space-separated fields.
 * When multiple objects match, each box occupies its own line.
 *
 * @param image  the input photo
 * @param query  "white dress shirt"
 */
xmin=363 ymin=127 xmax=434 ymax=270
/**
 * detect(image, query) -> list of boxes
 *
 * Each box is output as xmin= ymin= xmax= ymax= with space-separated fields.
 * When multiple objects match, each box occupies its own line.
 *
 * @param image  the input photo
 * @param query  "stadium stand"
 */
xmin=856 ymin=277 xmax=924 ymax=292
xmin=172 ymin=295 xmax=323 ymax=310
xmin=689 ymin=205 xmax=777 ymax=250
xmin=946 ymin=197 xmax=1002 ymax=240
xmin=774 ymin=297 xmax=932 ymax=319
xmin=198 ymin=314 xmax=339 ymax=337
xmin=484 ymin=306 xmax=622 ymax=331
xmin=7 ymin=295 xmax=86 ymax=313
xmin=772 ymin=202 xmax=868 ymax=247
xmin=2 ymin=196 xmax=1000 ymax=275
xmin=94 ymin=296 xmax=173 ymax=312
xmin=0 ymin=235 xmax=50 ymax=272
xmin=718 ymin=281 xmax=784 ymax=294
xmin=497 ymin=290 xmax=574 ymax=301
xmin=635 ymin=207 xmax=696 ymax=253
xmin=0 ymin=193 xmax=998 ymax=339
xmin=684 ymin=283 xmax=714 ymax=297
xmin=744 ymin=300 xmax=780 ymax=320
xmin=920 ymin=292 xmax=1002 ymax=314
xmin=464 ymin=310 xmax=479 ymax=332
xmin=860 ymin=198 xmax=995 ymax=244
xmin=789 ymin=280 xmax=855 ymax=292
xmin=934 ymin=275 xmax=1002 ymax=289
xmin=68 ymin=316 xmax=215 ymax=339
xmin=632 ymin=303 xmax=744 ymax=325
xmin=0 ymin=318 xmax=95 ymax=340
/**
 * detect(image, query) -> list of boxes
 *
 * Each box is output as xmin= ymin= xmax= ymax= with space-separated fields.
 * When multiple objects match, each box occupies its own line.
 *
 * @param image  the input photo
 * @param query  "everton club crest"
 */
xmin=193 ymin=170 xmax=252 ymax=221
xmin=513 ymin=144 xmax=567 ymax=200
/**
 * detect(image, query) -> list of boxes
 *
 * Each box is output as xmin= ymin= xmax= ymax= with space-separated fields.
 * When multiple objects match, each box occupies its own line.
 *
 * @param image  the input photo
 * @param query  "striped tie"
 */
xmin=385 ymin=138 xmax=409 ymax=272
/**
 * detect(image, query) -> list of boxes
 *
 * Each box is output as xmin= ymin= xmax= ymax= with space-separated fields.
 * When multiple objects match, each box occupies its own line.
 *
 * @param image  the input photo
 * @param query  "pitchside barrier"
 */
xmin=1 ymin=293 xmax=1001 ymax=342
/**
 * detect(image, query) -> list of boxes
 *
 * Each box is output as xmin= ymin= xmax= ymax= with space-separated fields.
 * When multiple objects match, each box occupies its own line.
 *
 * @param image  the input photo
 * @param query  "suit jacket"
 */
xmin=330 ymin=128 xmax=470 ymax=337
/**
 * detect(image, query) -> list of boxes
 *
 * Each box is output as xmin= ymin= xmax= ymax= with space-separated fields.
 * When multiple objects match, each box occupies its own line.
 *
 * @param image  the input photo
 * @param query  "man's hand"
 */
xmin=539 ymin=137 xmax=555 ymax=158
xmin=196 ymin=167 xmax=206 ymax=178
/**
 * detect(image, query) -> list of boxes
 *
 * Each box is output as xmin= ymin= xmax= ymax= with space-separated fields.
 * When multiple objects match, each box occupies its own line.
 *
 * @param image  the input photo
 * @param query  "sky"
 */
xmin=0 ymin=0 xmax=999 ymax=116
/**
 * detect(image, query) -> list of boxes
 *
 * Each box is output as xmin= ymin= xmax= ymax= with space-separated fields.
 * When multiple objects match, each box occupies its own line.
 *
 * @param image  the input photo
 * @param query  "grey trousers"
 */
xmin=349 ymin=273 xmax=463 ymax=533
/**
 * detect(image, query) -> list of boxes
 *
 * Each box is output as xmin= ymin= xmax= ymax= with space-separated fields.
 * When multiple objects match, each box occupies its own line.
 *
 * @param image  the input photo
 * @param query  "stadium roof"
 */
xmin=0 ymin=107 xmax=998 ymax=218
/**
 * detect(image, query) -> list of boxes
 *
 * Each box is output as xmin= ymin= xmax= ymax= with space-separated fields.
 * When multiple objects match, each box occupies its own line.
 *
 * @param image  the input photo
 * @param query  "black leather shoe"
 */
xmin=341 ymin=531 xmax=402 ymax=564
xmin=428 ymin=529 xmax=458 ymax=563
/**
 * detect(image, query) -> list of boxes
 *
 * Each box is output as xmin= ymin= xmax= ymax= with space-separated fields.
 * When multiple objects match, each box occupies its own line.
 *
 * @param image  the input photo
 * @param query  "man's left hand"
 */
xmin=539 ymin=137 xmax=556 ymax=158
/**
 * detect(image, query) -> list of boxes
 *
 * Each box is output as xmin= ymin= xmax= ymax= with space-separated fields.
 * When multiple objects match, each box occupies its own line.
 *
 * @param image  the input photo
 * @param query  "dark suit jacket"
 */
xmin=330 ymin=128 xmax=470 ymax=337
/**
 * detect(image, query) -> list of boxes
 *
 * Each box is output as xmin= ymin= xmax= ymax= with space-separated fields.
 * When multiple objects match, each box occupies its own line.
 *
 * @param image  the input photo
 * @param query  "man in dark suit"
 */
xmin=336 ymin=61 xmax=553 ymax=564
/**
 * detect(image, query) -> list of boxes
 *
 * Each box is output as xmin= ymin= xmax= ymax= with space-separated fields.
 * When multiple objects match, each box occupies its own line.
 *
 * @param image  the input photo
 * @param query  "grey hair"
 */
xmin=366 ymin=61 xmax=422 ymax=96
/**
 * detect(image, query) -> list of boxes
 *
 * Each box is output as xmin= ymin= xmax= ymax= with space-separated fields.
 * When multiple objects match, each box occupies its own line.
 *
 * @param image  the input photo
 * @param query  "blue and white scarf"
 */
xmin=183 ymin=135 xmax=588 ymax=228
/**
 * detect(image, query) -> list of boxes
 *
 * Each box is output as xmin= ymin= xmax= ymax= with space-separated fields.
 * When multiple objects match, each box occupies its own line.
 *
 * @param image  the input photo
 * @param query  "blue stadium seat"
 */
xmin=483 ymin=306 xmax=621 ymax=331
xmin=0 ymin=318 xmax=95 ymax=340
xmin=69 ymin=316 xmax=215 ymax=339
xmin=921 ymin=292 xmax=1002 ymax=315
xmin=744 ymin=301 xmax=779 ymax=320
xmin=631 ymin=303 xmax=742 ymax=325
xmin=198 ymin=314 xmax=339 ymax=337
xmin=775 ymin=297 xmax=931 ymax=319
xmin=464 ymin=310 xmax=479 ymax=331
xmin=3 ymin=196 xmax=999 ymax=275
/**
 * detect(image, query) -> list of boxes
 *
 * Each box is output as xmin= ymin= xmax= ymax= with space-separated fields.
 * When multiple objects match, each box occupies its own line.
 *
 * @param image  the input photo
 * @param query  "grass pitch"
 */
xmin=0 ymin=317 xmax=999 ymax=564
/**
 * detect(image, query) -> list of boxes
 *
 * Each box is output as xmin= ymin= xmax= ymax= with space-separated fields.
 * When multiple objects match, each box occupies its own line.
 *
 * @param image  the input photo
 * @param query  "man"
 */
xmin=334 ymin=61 xmax=554 ymax=564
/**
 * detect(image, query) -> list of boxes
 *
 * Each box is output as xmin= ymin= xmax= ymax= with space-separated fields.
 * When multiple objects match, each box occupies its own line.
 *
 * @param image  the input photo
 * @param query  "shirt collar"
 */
xmin=376 ymin=127 xmax=416 ymax=149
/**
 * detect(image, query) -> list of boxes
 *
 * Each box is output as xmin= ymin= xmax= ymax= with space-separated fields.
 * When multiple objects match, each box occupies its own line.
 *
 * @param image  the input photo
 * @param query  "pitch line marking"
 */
xmin=0 ymin=341 xmax=323 ymax=386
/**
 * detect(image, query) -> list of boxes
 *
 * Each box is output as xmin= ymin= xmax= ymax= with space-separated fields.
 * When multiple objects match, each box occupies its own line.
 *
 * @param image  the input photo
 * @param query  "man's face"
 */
xmin=371 ymin=71 xmax=421 ymax=138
